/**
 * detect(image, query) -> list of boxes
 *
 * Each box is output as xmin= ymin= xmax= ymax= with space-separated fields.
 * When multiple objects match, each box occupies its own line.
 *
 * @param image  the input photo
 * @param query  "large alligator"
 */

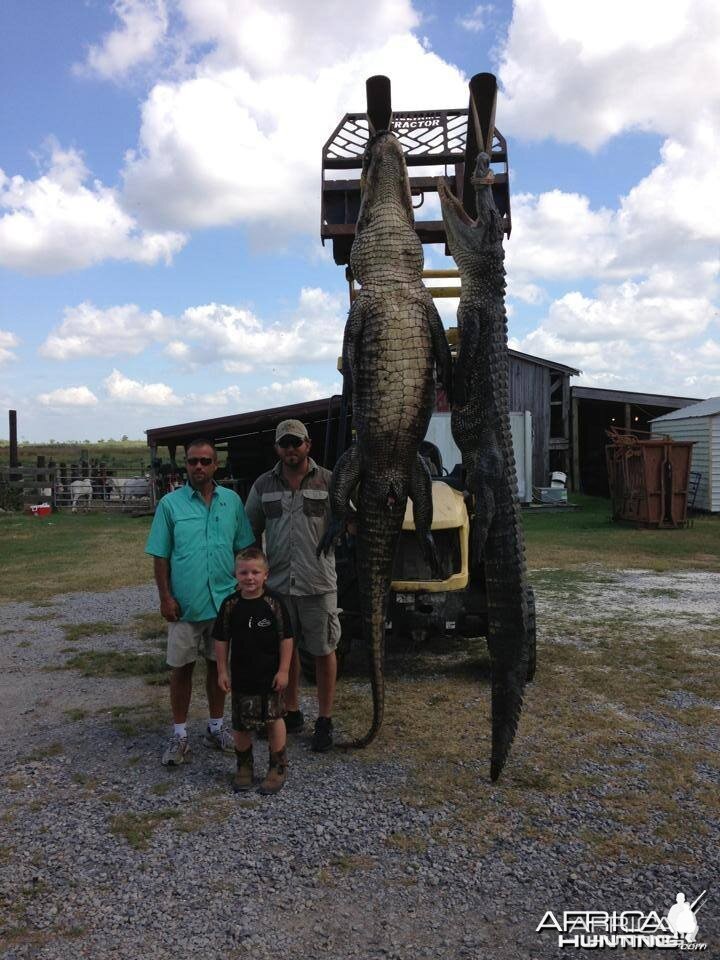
xmin=438 ymin=154 xmax=530 ymax=780
xmin=319 ymin=129 xmax=452 ymax=748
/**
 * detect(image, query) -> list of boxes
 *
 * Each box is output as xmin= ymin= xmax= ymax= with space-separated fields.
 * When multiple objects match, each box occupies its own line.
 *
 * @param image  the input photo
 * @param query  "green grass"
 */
xmin=110 ymin=809 xmax=181 ymax=850
xmin=132 ymin=612 xmax=166 ymax=641
xmin=0 ymin=512 xmax=153 ymax=602
xmin=62 ymin=622 xmax=115 ymax=643
xmin=64 ymin=708 xmax=89 ymax=721
xmin=523 ymin=494 xmax=720 ymax=571
xmin=27 ymin=742 xmax=64 ymax=761
xmin=0 ymin=441 xmax=150 ymax=472
xmin=1 ymin=494 xmax=715 ymax=604
xmin=62 ymin=650 xmax=170 ymax=685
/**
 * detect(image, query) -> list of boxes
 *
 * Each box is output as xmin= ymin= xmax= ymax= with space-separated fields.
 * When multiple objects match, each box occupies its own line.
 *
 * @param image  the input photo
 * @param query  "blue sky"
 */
xmin=1 ymin=0 xmax=718 ymax=441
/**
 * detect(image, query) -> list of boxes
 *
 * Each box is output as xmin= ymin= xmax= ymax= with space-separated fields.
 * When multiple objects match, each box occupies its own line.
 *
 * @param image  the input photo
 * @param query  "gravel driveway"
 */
xmin=1 ymin=572 xmax=718 ymax=959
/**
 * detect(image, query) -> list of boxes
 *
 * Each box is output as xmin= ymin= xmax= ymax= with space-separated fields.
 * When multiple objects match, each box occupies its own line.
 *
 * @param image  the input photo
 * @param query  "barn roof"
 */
xmin=572 ymin=386 xmax=702 ymax=408
xmin=508 ymin=349 xmax=579 ymax=375
xmin=651 ymin=396 xmax=720 ymax=422
xmin=145 ymin=397 xmax=340 ymax=448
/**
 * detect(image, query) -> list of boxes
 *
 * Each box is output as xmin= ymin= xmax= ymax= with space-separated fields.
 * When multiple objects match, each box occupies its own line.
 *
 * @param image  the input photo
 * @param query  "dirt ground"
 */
xmin=1 ymin=565 xmax=719 ymax=959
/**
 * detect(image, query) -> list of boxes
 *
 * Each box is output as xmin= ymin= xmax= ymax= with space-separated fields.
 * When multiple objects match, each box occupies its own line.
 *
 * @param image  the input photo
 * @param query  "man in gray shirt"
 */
xmin=244 ymin=419 xmax=339 ymax=751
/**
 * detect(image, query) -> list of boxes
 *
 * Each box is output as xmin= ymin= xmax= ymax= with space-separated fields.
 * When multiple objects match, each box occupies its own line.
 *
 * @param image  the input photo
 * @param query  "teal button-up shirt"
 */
xmin=145 ymin=483 xmax=255 ymax=622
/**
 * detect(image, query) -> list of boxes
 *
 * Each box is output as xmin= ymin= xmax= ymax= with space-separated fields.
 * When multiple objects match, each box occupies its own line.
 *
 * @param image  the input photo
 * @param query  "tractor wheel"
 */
xmin=525 ymin=584 xmax=537 ymax=683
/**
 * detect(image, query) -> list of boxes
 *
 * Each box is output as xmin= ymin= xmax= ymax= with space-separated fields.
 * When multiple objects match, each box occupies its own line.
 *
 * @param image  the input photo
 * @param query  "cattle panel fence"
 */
xmin=1 ymin=464 xmax=157 ymax=513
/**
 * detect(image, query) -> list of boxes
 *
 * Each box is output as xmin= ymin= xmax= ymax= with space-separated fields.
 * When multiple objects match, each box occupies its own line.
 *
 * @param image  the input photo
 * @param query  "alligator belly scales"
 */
xmin=320 ymin=130 xmax=452 ymax=748
xmin=439 ymin=154 xmax=530 ymax=781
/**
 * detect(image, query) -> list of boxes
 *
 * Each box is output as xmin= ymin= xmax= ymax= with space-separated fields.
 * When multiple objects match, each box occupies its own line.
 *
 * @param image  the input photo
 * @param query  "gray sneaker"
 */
xmin=162 ymin=734 xmax=190 ymax=766
xmin=203 ymin=724 xmax=234 ymax=753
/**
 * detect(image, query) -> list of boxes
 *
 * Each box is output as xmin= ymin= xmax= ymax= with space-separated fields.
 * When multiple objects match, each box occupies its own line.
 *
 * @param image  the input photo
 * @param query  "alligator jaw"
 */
xmin=437 ymin=178 xmax=475 ymax=227
xmin=437 ymin=177 xmax=483 ymax=271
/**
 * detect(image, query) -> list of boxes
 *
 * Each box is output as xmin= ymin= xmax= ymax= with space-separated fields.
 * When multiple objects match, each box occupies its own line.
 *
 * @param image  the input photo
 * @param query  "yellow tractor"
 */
xmin=300 ymin=446 xmax=536 ymax=683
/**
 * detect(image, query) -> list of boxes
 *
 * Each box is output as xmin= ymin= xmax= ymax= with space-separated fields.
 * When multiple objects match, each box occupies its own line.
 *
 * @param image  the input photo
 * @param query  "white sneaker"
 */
xmin=161 ymin=734 xmax=191 ymax=766
xmin=203 ymin=725 xmax=234 ymax=753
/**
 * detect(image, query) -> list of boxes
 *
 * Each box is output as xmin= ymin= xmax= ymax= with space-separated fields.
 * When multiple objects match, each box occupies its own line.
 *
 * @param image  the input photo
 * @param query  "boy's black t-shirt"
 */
xmin=213 ymin=590 xmax=292 ymax=695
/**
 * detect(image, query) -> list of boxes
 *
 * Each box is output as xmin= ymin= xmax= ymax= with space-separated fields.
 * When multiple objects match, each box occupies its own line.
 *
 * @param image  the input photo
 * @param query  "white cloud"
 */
xmin=496 ymin=0 xmax=720 ymax=401
xmin=222 ymin=360 xmax=253 ymax=375
xmin=257 ymin=377 xmax=342 ymax=404
xmin=0 ymin=330 xmax=19 ymax=365
xmin=173 ymin=287 xmax=345 ymax=370
xmin=0 ymin=141 xmax=186 ymax=274
xmin=457 ymin=4 xmax=493 ymax=32
xmin=178 ymin=0 xmax=418 ymax=75
xmin=499 ymin=0 xmax=720 ymax=150
xmin=40 ymin=301 xmax=174 ymax=359
xmin=104 ymin=369 xmax=182 ymax=406
xmin=37 ymin=386 xmax=98 ymax=407
xmin=121 ymin=5 xmax=466 ymax=235
xmin=617 ymin=122 xmax=720 ymax=259
xmin=512 ymin=275 xmax=719 ymax=393
xmin=507 ymin=190 xmax=616 ymax=281
xmin=186 ymin=385 xmax=244 ymax=407
xmin=506 ymin=279 xmax=544 ymax=305
xmin=205 ymin=385 xmax=243 ymax=406
xmin=544 ymin=282 xmax=714 ymax=344
xmin=77 ymin=0 xmax=169 ymax=80
xmin=39 ymin=286 xmax=346 ymax=383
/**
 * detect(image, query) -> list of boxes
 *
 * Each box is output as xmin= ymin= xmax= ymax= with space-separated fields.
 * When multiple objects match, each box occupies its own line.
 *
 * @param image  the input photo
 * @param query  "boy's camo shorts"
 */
xmin=231 ymin=692 xmax=286 ymax=732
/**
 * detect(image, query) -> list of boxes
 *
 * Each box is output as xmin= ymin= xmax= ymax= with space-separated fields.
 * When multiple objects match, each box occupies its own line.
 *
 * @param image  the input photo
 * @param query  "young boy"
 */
xmin=214 ymin=547 xmax=293 ymax=794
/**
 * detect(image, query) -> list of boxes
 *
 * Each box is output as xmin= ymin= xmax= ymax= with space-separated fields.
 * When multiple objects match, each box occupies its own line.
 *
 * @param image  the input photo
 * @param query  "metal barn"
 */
xmin=650 ymin=397 xmax=720 ymax=512
xmin=145 ymin=348 xmax=578 ymax=497
xmin=507 ymin=350 xmax=578 ymax=487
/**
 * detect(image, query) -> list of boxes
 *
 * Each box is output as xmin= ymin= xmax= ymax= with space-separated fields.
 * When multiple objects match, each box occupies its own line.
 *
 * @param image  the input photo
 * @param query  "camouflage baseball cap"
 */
xmin=275 ymin=419 xmax=309 ymax=442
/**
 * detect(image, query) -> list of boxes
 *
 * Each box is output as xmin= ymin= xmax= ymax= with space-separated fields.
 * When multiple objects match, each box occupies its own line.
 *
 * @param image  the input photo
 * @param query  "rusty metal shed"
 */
xmin=571 ymin=386 xmax=702 ymax=496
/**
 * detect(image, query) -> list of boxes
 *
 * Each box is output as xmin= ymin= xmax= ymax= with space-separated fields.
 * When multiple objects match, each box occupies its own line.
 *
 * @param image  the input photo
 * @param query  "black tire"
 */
xmin=525 ymin=584 xmax=537 ymax=683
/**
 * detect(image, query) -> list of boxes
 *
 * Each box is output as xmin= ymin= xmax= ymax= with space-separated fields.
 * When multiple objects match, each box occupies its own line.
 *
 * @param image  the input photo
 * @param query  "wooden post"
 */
xmin=9 ymin=409 xmax=19 ymax=463
xmin=149 ymin=443 xmax=158 ymax=508
xmin=571 ymin=396 xmax=581 ymax=492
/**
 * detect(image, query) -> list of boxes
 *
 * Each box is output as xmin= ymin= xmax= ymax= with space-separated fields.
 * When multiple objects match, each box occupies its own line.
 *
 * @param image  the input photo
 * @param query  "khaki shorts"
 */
xmin=166 ymin=619 xmax=216 ymax=668
xmin=281 ymin=592 xmax=341 ymax=657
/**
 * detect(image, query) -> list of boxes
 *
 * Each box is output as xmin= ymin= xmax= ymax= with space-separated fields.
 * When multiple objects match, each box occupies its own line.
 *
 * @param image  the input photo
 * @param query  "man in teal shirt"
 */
xmin=146 ymin=438 xmax=254 ymax=766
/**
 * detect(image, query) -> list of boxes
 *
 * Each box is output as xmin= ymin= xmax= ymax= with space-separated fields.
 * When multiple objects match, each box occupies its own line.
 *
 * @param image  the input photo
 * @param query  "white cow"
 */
xmin=70 ymin=479 xmax=93 ymax=512
xmin=108 ymin=477 xmax=151 ymax=502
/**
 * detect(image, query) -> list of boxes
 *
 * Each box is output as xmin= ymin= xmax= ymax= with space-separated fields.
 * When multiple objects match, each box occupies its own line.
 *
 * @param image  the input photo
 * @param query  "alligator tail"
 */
xmin=339 ymin=474 xmax=407 ymax=749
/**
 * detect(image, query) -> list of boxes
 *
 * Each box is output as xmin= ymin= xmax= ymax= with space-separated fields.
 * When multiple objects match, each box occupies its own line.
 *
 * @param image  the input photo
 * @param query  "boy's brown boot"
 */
xmin=232 ymin=747 xmax=254 ymax=793
xmin=258 ymin=748 xmax=287 ymax=795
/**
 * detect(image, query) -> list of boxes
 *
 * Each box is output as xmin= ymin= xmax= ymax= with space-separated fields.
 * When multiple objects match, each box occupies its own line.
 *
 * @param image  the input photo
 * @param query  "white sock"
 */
xmin=173 ymin=723 xmax=187 ymax=739
xmin=208 ymin=717 xmax=224 ymax=734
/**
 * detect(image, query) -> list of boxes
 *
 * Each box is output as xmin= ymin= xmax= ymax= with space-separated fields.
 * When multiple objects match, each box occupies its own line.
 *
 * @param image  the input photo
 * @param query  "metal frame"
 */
xmin=321 ymin=73 xmax=511 ymax=266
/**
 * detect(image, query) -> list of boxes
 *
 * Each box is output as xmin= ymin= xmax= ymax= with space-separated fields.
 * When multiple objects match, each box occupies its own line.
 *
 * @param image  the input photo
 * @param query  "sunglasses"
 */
xmin=187 ymin=456 xmax=214 ymax=466
xmin=277 ymin=436 xmax=306 ymax=449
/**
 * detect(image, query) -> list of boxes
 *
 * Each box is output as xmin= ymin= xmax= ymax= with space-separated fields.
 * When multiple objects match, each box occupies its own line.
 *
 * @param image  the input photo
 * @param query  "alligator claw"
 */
xmin=317 ymin=517 xmax=344 ymax=558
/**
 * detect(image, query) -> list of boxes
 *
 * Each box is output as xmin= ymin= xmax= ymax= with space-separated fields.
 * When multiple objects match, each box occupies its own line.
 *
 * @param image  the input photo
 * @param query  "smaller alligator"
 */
xmin=320 ymin=129 xmax=452 ymax=748
xmin=439 ymin=153 xmax=530 ymax=781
